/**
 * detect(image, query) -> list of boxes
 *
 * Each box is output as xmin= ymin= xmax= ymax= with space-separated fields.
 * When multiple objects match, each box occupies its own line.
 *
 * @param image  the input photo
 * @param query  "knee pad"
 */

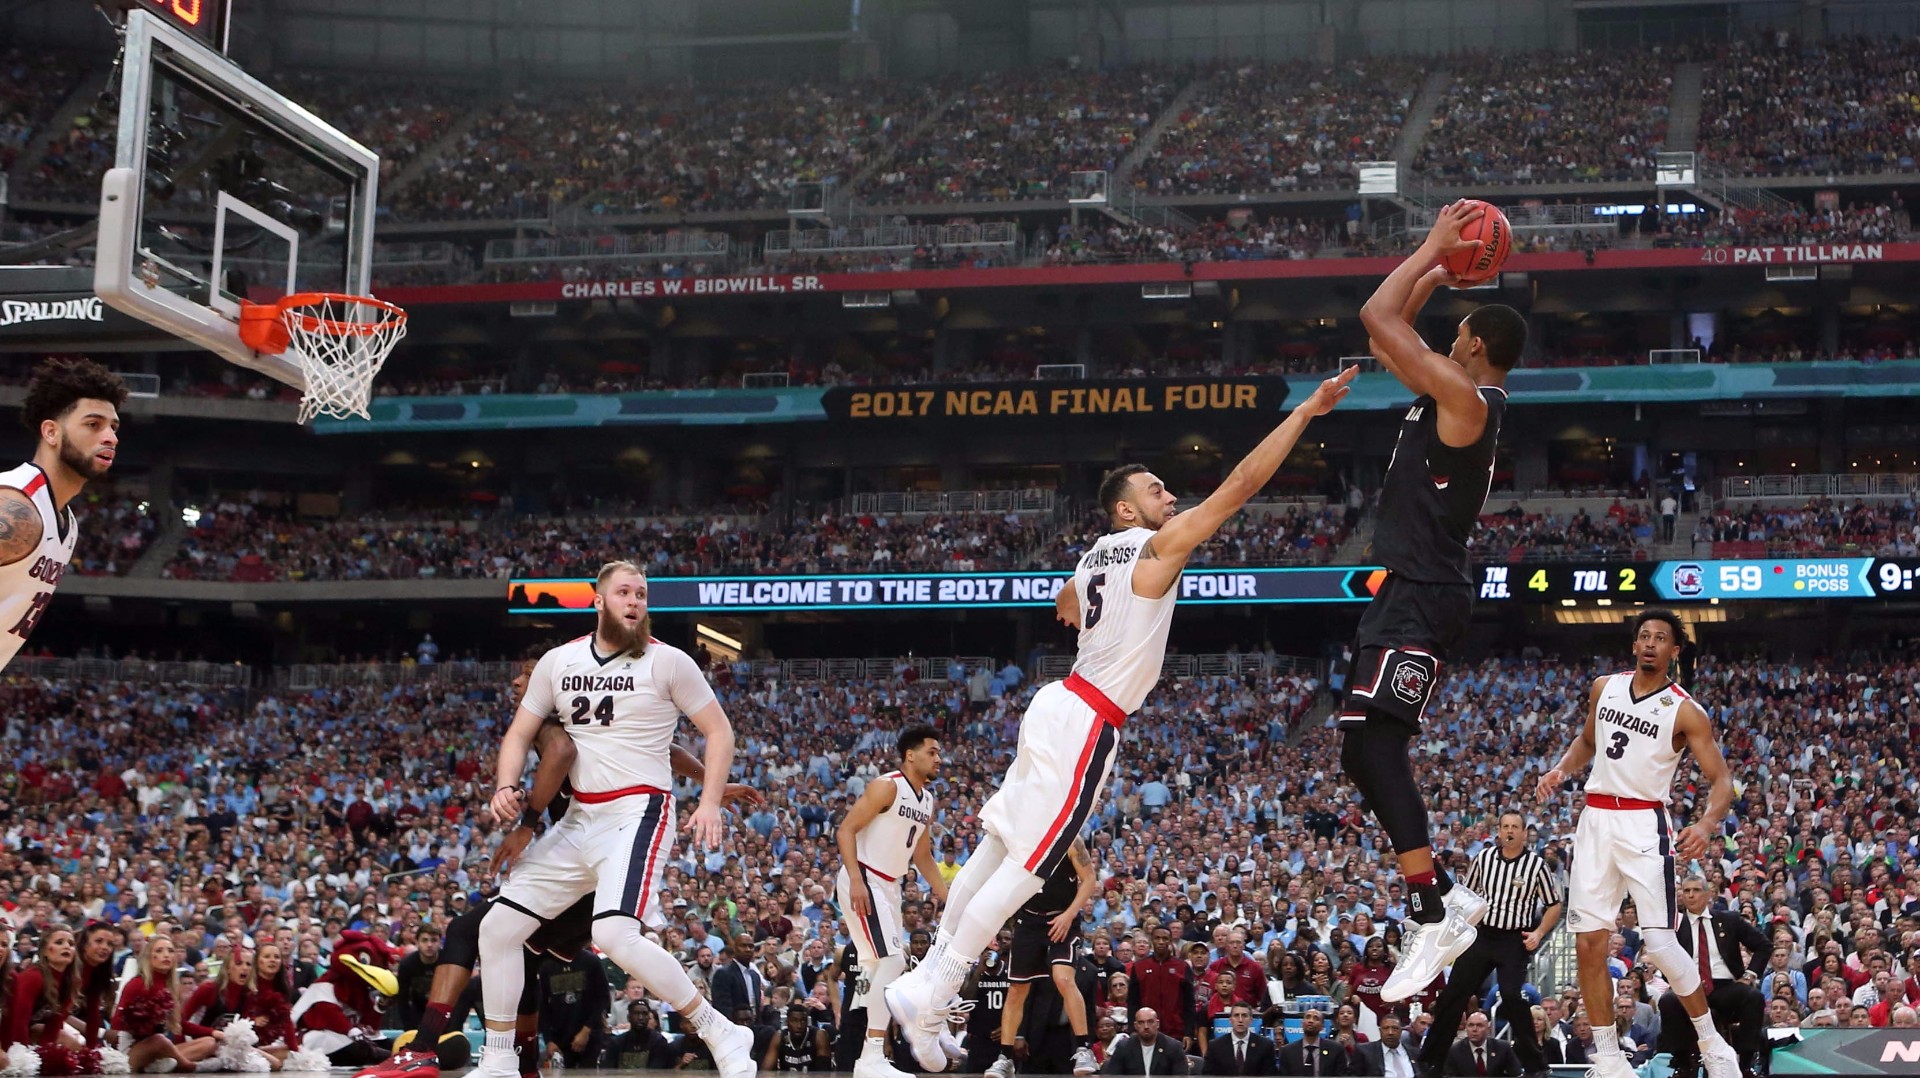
xmin=1638 ymin=928 xmax=1701 ymax=996
xmin=591 ymin=915 xmax=645 ymax=955
xmin=478 ymin=903 xmax=541 ymax=956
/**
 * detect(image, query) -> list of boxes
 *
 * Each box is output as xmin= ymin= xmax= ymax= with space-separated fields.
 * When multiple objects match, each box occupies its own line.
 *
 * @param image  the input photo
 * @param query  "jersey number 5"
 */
xmin=570 ymin=695 xmax=615 ymax=726
xmin=1604 ymin=731 xmax=1629 ymax=759
xmin=1083 ymin=572 xmax=1107 ymax=629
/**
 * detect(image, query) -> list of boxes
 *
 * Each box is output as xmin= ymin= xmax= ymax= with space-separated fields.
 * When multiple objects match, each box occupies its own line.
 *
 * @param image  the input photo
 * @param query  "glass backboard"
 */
xmin=94 ymin=9 xmax=379 ymax=389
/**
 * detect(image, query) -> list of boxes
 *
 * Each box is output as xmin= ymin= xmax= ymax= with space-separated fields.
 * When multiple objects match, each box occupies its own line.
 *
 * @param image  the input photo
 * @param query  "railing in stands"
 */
xmin=1719 ymin=473 xmax=1918 ymax=500
xmin=279 ymin=660 xmax=520 ymax=691
xmin=847 ymin=490 xmax=1056 ymax=515
xmin=6 ymin=656 xmax=252 ymax=687
xmin=1038 ymin=652 xmax=1322 ymax=682
xmin=483 ymin=231 xmax=733 ymax=266
xmin=763 ymin=221 xmax=1019 ymax=257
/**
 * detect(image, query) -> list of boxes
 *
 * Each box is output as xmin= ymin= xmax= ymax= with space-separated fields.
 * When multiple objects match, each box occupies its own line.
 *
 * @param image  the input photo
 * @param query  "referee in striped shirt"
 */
xmin=1416 ymin=810 xmax=1562 ymax=1078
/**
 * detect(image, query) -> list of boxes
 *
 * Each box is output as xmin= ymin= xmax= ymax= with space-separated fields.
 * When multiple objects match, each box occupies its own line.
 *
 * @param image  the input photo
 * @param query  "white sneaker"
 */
xmin=1580 ymin=1055 xmax=1637 ymax=1078
xmin=884 ymin=975 xmax=958 ymax=1073
xmin=854 ymin=1049 xmax=914 ymax=1078
xmin=986 ymin=1055 xmax=1016 ymax=1078
xmin=938 ymin=1029 xmax=967 ymax=1065
xmin=471 ymin=1045 xmax=519 ymax=1078
xmin=1444 ymin=884 xmax=1488 ymax=927
xmin=703 ymin=1020 xmax=758 ymax=1078
xmin=1380 ymin=909 xmax=1478 ymax=1002
xmin=1072 ymin=1046 xmax=1099 ymax=1076
xmin=1700 ymin=1038 xmax=1741 ymax=1078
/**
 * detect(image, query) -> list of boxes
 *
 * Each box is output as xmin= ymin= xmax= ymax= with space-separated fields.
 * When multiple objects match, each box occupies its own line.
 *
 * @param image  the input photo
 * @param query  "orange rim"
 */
xmin=276 ymin=292 xmax=407 ymax=337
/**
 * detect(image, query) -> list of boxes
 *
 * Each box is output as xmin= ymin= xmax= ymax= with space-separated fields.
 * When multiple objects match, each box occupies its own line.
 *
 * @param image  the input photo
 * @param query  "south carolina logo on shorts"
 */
xmin=1391 ymin=660 xmax=1430 ymax=704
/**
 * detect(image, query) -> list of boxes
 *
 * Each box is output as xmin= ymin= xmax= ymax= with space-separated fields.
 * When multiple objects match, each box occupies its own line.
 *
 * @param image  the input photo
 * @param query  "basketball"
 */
xmin=1441 ymin=200 xmax=1512 ymax=284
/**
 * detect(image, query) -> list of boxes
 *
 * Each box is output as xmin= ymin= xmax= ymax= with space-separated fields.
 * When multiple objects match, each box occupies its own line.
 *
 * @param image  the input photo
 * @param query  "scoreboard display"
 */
xmin=1476 ymin=557 xmax=1920 ymax=602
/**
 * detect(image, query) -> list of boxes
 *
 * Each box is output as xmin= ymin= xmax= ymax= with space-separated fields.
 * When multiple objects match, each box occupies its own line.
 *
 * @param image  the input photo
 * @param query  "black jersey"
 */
xmin=1366 ymin=387 xmax=1508 ymax=585
xmin=969 ymin=951 xmax=1012 ymax=1038
xmin=837 ymin=943 xmax=861 ymax=1012
xmin=777 ymin=1028 xmax=822 ymax=1071
xmin=1020 ymin=856 xmax=1081 ymax=921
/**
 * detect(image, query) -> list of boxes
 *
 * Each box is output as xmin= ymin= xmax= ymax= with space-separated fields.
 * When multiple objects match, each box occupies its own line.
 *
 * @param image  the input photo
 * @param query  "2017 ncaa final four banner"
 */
xmin=506 ymin=556 xmax=1920 ymax=614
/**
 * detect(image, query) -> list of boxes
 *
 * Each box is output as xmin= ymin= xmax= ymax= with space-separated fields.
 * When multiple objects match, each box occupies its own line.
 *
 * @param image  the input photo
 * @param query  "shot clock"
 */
xmin=112 ymin=0 xmax=232 ymax=51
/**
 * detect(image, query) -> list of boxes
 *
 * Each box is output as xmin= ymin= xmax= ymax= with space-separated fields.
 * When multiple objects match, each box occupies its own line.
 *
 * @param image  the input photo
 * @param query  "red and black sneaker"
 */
xmin=352 ymin=1048 xmax=441 ymax=1078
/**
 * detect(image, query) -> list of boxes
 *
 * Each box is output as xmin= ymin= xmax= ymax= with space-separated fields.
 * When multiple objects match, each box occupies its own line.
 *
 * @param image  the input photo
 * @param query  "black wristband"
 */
xmin=520 ymin=807 xmax=544 ymax=831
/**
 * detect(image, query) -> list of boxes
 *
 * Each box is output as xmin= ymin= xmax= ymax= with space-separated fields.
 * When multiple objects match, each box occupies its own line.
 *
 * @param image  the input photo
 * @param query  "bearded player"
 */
xmin=1535 ymin=610 xmax=1741 ymax=1078
xmin=883 ymin=368 xmax=1357 ymax=1071
xmin=474 ymin=561 xmax=755 ymax=1078
xmin=358 ymin=653 xmax=763 ymax=1078
xmin=0 ymin=357 xmax=127 ymax=669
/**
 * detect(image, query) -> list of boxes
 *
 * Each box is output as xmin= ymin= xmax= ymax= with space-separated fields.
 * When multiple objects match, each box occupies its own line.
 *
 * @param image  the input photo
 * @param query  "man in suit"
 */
xmin=710 ymin=945 xmax=767 ymax=1029
xmin=1276 ymin=1009 xmax=1347 ymax=1077
xmin=1659 ymin=877 xmax=1773 ymax=1078
xmin=1103 ymin=1008 xmax=1190 ymax=1075
xmin=1441 ymin=1012 xmax=1520 ymax=1077
xmin=1202 ymin=1003 xmax=1275 ymax=1076
xmin=1544 ymin=1016 xmax=1593 ymax=1067
xmin=1354 ymin=1014 xmax=1417 ymax=1078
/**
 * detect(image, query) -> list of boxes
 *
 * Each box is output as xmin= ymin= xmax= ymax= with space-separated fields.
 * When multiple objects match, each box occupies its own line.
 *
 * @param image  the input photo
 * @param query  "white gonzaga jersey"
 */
xmin=1587 ymin=671 xmax=1691 ymax=804
xmin=519 ymin=636 xmax=717 ymax=795
xmin=854 ymin=769 xmax=936 ymax=880
xmin=1070 ymin=526 xmax=1178 ymax=713
xmin=0 ymin=463 xmax=76 ymax=671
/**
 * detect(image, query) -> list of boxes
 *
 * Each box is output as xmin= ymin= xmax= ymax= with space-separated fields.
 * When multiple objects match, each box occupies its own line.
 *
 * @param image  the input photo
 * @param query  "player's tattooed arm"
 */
xmin=1139 ymin=538 xmax=1158 ymax=560
xmin=0 ymin=489 xmax=43 ymax=566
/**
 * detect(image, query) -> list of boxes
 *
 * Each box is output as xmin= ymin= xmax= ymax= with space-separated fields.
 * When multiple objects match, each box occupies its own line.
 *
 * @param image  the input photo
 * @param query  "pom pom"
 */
xmin=281 ymin=1048 xmax=332 ymax=1073
xmin=95 ymin=1046 xmax=130 ymax=1076
xmin=216 ymin=1016 xmax=272 ymax=1073
xmin=220 ymin=1016 xmax=261 ymax=1051
xmin=3 ymin=1044 xmax=43 ymax=1078
xmin=118 ymin=993 xmax=172 ymax=1040
xmin=33 ymin=1048 xmax=77 ymax=1077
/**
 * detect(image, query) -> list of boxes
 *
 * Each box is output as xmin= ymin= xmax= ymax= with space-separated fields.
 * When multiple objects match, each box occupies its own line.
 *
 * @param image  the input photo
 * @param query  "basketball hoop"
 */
xmin=239 ymin=292 xmax=407 ymax=423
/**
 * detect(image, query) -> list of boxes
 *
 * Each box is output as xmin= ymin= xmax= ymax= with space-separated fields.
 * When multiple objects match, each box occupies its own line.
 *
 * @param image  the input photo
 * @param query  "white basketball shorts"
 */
xmin=979 ymin=674 xmax=1123 ymax=880
xmin=496 ymin=788 xmax=676 ymax=928
xmin=1565 ymin=796 xmax=1678 ymax=935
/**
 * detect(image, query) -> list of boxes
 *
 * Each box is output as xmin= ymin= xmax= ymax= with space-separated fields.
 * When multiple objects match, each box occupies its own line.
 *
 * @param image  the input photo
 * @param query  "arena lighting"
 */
xmin=696 ymin=623 xmax=743 ymax=651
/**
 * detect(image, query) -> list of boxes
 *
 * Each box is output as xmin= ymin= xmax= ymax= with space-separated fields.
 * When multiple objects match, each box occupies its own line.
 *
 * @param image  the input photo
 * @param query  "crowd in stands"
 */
xmin=1694 ymin=497 xmax=1920 ymax=556
xmin=1413 ymin=49 xmax=1678 ymax=184
xmin=859 ymin=65 xmax=1181 ymax=203
xmin=0 ymin=637 xmax=1914 ymax=1070
xmin=1471 ymin=501 xmax=1654 ymax=560
xmin=70 ymin=490 xmax=161 ymax=578
xmin=1702 ymin=36 xmax=1920 ymax=176
xmin=1135 ymin=59 xmax=1420 ymax=195
xmin=390 ymin=79 xmax=936 ymax=221
xmin=0 ymin=48 xmax=96 ymax=183
xmin=1656 ymin=200 xmax=1911 ymax=248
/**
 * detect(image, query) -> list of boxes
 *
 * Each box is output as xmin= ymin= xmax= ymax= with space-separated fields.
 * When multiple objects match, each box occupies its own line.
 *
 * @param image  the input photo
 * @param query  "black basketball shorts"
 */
xmin=1341 ymin=574 xmax=1472 ymax=733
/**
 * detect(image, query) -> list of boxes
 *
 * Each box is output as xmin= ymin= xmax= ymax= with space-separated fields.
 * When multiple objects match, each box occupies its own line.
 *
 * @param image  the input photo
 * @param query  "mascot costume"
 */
xmin=291 ymin=932 xmax=399 ymax=1068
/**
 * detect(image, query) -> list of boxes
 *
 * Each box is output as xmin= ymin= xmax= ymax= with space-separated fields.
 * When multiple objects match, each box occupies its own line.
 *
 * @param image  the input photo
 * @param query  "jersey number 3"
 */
xmin=570 ymin=695 xmax=615 ymax=726
xmin=1083 ymin=572 xmax=1107 ymax=629
xmin=1604 ymin=731 xmax=1630 ymax=759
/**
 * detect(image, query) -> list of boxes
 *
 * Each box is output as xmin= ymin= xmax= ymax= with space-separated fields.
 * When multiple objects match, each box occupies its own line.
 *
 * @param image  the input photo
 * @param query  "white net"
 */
xmin=280 ymin=295 xmax=407 ymax=423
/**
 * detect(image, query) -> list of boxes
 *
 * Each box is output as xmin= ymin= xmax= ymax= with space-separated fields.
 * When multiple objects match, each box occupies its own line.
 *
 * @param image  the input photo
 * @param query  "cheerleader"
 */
xmin=4 ymin=925 xmax=82 ymax=1051
xmin=74 ymin=924 xmax=119 ymax=1048
xmin=113 ymin=936 xmax=219 ymax=1073
xmin=248 ymin=943 xmax=303 ymax=1070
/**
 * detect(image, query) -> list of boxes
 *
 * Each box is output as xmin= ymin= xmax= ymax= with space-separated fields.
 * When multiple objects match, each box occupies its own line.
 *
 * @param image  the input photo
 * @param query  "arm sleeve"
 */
xmin=519 ymin=648 xmax=561 ymax=722
xmin=660 ymin=647 xmax=718 ymax=717
xmin=5 ymin=969 xmax=41 ymax=1047
xmin=180 ymin=982 xmax=217 ymax=1036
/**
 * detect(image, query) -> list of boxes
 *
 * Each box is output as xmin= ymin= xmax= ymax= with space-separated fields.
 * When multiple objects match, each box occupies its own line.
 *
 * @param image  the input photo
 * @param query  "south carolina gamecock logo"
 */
xmin=1391 ymin=660 xmax=1429 ymax=704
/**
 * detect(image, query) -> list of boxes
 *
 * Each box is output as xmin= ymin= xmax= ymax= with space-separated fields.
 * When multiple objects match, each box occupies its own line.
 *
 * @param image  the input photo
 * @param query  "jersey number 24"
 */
xmin=570 ymin=695 xmax=615 ymax=725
